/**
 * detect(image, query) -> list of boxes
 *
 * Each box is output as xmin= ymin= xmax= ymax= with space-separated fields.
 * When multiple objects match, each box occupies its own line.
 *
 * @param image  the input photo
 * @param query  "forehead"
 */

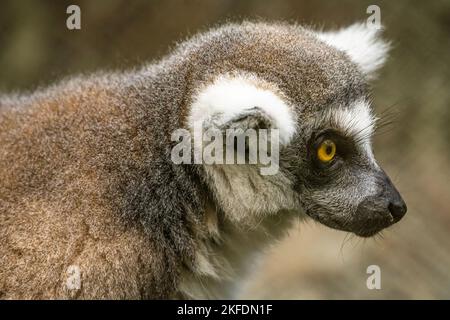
xmin=189 ymin=23 xmax=368 ymax=110
xmin=275 ymin=28 xmax=368 ymax=111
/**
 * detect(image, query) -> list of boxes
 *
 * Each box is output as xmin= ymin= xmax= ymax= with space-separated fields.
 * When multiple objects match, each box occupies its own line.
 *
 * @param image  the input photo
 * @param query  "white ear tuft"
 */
xmin=188 ymin=74 xmax=297 ymax=145
xmin=316 ymin=23 xmax=390 ymax=78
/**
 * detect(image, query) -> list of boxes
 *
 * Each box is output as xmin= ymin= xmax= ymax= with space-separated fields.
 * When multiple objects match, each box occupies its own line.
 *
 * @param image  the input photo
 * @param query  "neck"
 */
xmin=178 ymin=201 xmax=299 ymax=299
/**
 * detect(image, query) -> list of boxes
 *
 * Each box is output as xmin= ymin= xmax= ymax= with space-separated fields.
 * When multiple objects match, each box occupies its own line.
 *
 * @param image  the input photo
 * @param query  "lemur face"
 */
xmin=289 ymin=24 xmax=406 ymax=236
xmin=284 ymin=100 xmax=407 ymax=237
xmin=187 ymin=22 xmax=406 ymax=236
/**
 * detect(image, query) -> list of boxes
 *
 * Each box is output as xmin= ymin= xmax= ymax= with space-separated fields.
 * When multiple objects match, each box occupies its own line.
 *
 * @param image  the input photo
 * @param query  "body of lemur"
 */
xmin=0 ymin=21 xmax=406 ymax=299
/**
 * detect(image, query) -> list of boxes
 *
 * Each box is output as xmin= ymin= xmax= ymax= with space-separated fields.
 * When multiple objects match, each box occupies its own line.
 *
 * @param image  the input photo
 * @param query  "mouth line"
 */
xmin=354 ymin=228 xmax=383 ymax=238
xmin=304 ymin=208 xmax=392 ymax=237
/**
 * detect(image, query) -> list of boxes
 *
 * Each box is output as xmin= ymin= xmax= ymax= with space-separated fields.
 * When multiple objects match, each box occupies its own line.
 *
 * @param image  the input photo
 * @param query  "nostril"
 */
xmin=388 ymin=201 xmax=407 ymax=222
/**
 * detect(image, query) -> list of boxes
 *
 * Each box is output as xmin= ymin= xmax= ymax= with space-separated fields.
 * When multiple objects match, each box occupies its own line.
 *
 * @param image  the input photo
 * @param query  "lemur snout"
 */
xmin=386 ymin=194 xmax=407 ymax=224
xmin=354 ymin=170 xmax=407 ymax=237
xmin=378 ymin=170 xmax=407 ymax=223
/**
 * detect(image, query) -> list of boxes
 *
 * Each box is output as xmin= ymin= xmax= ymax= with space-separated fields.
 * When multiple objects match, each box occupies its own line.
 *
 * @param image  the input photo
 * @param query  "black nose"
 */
xmin=380 ymin=170 xmax=407 ymax=223
xmin=388 ymin=198 xmax=407 ymax=222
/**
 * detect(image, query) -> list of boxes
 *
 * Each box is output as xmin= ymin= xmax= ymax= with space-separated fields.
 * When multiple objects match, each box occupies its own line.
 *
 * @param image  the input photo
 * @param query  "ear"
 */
xmin=187 ymin=75 xmax=299 ymax=223
xmin=316 ymin=23 xmax=390 ymax=78
xmin=188 ymin=74 xmax=296 ymax=145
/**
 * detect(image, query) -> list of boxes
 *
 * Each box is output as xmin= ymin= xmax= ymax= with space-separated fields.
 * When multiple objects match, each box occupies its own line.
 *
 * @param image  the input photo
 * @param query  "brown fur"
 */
xmin=0 ymin=21 xmax=386 ymax=299
xmin=0 ymin=79 xmax=181 ymax=298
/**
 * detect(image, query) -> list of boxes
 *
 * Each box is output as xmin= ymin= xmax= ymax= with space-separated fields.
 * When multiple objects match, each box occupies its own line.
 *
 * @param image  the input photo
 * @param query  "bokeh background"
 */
xmin=1 ymin=0 xmax=449 ymax=299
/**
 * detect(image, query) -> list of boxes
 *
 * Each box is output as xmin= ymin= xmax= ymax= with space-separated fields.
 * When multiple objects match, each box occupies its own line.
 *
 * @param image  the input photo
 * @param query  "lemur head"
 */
xmin=181 ymin=21 xmax=406 ymax=237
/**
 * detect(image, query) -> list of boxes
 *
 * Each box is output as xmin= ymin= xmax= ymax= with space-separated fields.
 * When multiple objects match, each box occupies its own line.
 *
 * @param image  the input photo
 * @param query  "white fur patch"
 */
xmin=332 ymin=99 xmax=376 ymax=141
xmin=188 ymin=74 xmax=297 ymax=145
xmin=330 ymin=99 xmax=378 ymax=164
xmin=316 ymin=23 xmax=390 ymax=77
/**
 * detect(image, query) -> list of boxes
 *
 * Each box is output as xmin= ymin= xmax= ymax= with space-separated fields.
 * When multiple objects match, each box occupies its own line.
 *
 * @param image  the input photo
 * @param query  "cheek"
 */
xmin=304 ymin=172 xmax=378 ymax=215
xmin=279 ymin=148 xmax=308 ymax=185
xmin=310 ymin=189 xmax=355 ymax=214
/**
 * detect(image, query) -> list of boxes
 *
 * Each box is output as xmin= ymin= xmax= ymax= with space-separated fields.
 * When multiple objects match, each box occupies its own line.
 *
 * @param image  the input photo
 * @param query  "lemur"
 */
xmin=0 ymin=21 xmax=406 ymax=299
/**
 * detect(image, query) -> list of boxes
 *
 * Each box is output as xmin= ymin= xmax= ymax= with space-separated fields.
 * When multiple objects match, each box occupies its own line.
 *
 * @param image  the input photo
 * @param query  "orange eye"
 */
xmin=317 ymin=140 xmax=336 ymax=163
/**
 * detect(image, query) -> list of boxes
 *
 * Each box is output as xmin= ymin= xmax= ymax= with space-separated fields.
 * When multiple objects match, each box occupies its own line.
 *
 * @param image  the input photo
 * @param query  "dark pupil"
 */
xmin=325 ymin=145 xmax=333 ymax=155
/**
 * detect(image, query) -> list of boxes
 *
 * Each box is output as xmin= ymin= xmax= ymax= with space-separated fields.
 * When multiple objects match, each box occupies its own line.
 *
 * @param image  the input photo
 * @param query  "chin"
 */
xmin=315 ymin=217 xmax=389 ymax=238
xmin=354 ymin=229 xmax=383 ymax=238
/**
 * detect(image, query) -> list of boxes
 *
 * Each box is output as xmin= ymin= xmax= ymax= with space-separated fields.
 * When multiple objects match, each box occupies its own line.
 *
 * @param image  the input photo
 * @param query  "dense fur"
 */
xmin=0 ymin=21 xmax=402 ymax=299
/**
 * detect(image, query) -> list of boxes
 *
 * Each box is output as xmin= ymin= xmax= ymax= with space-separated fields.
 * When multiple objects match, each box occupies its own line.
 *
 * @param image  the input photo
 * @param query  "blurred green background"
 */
xmin=1 ymin=0 xmax=449 ymax=299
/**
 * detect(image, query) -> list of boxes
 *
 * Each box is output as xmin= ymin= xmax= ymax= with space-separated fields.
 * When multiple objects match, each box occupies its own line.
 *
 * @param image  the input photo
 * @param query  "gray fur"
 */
xmin=0 ymin=21 xmax=404 ymax=299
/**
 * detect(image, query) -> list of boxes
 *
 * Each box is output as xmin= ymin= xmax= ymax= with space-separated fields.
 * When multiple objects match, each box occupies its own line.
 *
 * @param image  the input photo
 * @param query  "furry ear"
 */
xmin=188 ymin=74 xmax=296 ymax=145
xmin=215 ymin=106 xmax=273 ymax=131
xmin=316 ymin=23 xmax=390 ymax=78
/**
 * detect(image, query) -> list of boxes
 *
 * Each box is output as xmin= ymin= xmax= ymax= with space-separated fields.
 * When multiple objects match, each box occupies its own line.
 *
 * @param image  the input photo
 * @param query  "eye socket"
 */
xmin=317 ymin=139 xmax=336 ymax=163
